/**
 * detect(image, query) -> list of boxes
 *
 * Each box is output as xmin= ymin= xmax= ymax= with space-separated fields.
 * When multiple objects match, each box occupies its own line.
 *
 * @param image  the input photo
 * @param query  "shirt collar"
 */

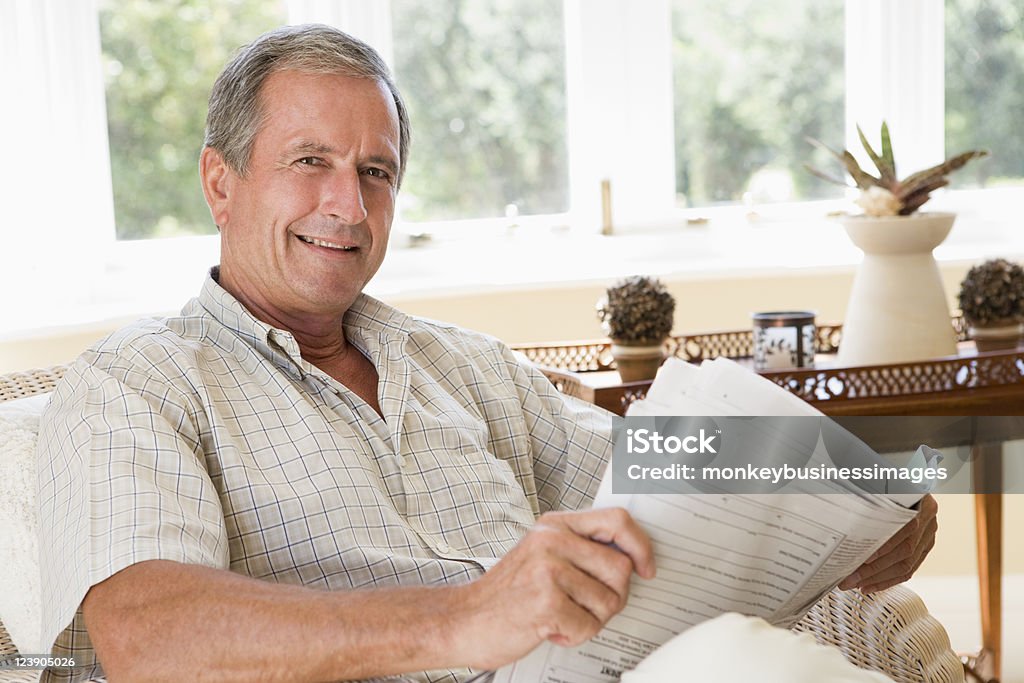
xmin=194 ymin=266 xmax=413 ymax=372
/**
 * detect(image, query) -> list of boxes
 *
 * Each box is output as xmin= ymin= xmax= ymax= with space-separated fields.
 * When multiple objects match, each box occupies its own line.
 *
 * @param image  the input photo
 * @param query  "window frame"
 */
xmin=7 ymin=0 xmax=1024 ymax=339
xmin=94 ymin=0 xmax=954 ymax=239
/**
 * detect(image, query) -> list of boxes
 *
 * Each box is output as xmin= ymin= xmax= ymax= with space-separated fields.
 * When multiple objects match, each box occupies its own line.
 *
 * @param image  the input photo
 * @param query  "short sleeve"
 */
xmin=36 ymin=354 xmax=229 ymax=655
xmin=497 ymin=345 xmax=615 ymax=514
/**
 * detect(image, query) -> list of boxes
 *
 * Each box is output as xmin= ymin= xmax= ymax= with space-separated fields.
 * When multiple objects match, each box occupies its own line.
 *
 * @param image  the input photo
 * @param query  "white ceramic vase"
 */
xmin=838 ymin=212 xmax=958 ymax=366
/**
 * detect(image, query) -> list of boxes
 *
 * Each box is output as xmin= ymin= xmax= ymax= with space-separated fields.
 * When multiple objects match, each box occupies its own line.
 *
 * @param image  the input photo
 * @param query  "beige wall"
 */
xmin=928 ymin=493 xmax=1022 ymax=576
xmin=390 ymin=268 xmax=861 ymax=345
xmin=2 ymin=260 xmax=1019 ymax=576
xmin=0 ymin=261 xmax=969 ymax=367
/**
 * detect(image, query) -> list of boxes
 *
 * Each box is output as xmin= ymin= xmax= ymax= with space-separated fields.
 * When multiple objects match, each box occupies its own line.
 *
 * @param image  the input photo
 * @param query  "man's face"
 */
xmin=206 ymin=70 xmax=401 ymax=323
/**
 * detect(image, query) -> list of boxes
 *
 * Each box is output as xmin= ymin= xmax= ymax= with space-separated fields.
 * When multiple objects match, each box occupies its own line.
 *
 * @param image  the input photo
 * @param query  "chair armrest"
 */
xmin=535 ymin=365 xmax=587 ymax=400
xmin=0 ymin=620 xmax=42 ymax=682
xmin=0 ymin=365 xmax=68 ymax=403
xmin=793 ymin=585 xmax=964 ymax=683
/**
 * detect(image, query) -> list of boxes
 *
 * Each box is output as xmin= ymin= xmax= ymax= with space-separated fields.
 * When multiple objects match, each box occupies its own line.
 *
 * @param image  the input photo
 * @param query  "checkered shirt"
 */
xmin=36 ymin=271 xmax=613 ymax=683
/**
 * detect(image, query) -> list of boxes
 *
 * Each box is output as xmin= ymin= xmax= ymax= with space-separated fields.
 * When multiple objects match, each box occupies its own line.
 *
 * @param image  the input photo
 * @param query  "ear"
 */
xmin=199 ymin=147 xmax=234 ymax=229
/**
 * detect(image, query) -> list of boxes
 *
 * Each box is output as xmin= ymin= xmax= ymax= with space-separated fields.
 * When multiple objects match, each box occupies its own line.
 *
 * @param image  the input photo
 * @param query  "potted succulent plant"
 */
xmin=957 ymin=259 xmax=1024 ymax=352
xmin=596 ymin=276 xmax=676 ymax=382
xmin=806 ymin=123 xmax=988 ymax=366
xmin=807 ymin=123 xmax=988 ymax=218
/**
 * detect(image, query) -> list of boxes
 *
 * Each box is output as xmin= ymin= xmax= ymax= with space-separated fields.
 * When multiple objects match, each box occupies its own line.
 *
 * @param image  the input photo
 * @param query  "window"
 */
xmin=98 ymin=0 xmax=287 ymax=239
xmin=671 ymin=0 xmax=845 ymax=207
xmin=946 ymin=0 xmax=1024 ymax=189
xmin=96 ymin=0 xmax=569 ymax=235
xmin=390 ymin=0 xmax=569 ymax=222
xmin=8 ymin=0 xmax=1024 ymax=339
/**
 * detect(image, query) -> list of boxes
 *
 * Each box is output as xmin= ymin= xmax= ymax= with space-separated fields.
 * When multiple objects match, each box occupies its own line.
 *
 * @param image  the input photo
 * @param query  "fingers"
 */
xmin=500 ymin=508 xmax=653 ymax=652
xmin=858 ymin=517 xmax=937 ymax=592
xmin=860 ymin=517 xmax=918 ymax=567
xmin=531 ymin=574 xmax=605 ymax=647
xmin=860 ymin=542 xmax=936 ymax=593
xmin=860 ymin=493 xmax=937 ymax=565
xmin=447 ymin=507 xmax=655 ymax=667
xmin=839 ymin=495 xmax=939 ymax=592
xmin=538 ymin=507 xmax=657 ymax=579
xmin=525 ymin=508 xmax=651 ymax=618
xmin=527 ymin=509 xmax=648 ymax=647
xmin=544 ymin=566 xmax=627 ymax=646
xmin=863 ymin=494 xmax=938 ymax=565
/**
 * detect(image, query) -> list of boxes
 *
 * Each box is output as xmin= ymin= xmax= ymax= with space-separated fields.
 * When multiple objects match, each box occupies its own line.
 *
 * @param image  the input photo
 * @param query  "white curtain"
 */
xmin=0 ymin=0 xmax=115 ymax=332
xmin=285 ymin=0 xmax=394 ymax=65
xmin=845 ymin=0 xmax=945 ymax=172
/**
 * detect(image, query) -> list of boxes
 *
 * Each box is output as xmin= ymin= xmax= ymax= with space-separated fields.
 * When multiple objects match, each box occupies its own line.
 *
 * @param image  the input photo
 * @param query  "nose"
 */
xmin=322 ymin=168 xmax=368 ymax=224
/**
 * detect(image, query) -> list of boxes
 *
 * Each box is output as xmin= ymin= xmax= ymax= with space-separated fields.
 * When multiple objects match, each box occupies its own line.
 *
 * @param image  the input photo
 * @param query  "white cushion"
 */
xmin=622 ymin=612 xmax=894 ymax=683
xmin=0 ymin=393 xmax=50 ymax=655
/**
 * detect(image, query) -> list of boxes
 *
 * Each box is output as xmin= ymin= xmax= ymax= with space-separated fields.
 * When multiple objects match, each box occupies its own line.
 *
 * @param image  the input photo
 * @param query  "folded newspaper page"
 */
xmin=495 ymin=358 xmax=931 ymax=683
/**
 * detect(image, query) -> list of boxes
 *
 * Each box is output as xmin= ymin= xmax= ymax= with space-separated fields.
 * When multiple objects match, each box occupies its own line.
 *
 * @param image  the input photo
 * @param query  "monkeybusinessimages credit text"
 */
xmin=609 ymin=417 xmax=970 ymax=495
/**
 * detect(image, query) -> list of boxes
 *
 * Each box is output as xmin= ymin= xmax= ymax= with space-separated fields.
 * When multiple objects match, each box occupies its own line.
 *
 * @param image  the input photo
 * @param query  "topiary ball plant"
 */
xmin=596 ymin=275 xmax=675 ymax=344
xmin=958 ymin=259 xmax=1024 ymax=327
xmin=596 ymin=276 xmax=676 ymax=382
xmin=958 ymin=258 xmax=1024 ymax=352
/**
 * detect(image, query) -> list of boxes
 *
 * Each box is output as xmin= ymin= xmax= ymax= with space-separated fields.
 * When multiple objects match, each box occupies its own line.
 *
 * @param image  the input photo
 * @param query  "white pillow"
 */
xmin=0 ymin=393 xmax=50 ymax=655
xmin=622 ymin=612 xmax=894 ymax=683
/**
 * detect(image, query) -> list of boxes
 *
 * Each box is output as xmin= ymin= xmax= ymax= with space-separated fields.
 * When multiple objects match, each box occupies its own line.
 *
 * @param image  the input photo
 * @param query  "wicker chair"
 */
xmin=0 ymin=366 xmax=965 ymax=683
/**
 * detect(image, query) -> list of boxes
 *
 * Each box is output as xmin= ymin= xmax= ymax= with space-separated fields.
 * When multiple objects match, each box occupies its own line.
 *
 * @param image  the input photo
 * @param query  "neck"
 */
xmin=216 ymin=267 xmax=353 ymax=366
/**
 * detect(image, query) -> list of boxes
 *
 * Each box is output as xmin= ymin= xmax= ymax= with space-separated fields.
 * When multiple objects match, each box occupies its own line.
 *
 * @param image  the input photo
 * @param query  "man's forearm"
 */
xmin=82 ymin=509 xmax=655 ymax=680
xmin=83 ymin=559 xmax=466 ymax=682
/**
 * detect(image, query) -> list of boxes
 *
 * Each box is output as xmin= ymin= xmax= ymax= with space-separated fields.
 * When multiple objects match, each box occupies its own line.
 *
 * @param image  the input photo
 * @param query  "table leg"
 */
xmin=972 ymin=443 xmax=1003 ymax=681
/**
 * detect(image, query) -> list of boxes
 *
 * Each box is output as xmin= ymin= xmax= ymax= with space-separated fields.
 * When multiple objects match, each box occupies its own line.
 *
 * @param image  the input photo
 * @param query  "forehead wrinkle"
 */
xmin=288 ymin=140 xmax=336 ymax=157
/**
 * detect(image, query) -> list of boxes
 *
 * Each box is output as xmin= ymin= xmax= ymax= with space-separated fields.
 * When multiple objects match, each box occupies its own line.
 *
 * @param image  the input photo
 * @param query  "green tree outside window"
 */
xmin=99 ymin=0 xmax=285 ymax=239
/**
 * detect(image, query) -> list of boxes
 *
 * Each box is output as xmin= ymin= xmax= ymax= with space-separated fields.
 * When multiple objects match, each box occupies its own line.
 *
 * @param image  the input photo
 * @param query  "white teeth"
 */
xmin=298 ymin=235 xmax=355 ymax=251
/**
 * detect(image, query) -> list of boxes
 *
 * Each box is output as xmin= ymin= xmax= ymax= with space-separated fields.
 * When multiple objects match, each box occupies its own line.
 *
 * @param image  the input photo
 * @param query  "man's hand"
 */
xmin=450 ymin=507 xmax=656 ymax=669
xmin=839 ymin=494 xmax=938 ymax=593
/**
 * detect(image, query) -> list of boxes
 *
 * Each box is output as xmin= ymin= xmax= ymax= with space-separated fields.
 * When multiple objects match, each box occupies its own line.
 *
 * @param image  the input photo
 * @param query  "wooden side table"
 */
xmin=514 ymin=324 xmax=1024 ymax=682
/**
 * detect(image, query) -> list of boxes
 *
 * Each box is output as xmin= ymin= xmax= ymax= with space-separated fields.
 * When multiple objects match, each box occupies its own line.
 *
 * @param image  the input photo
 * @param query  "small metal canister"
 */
xmin=753 ymin=311 xmax=816 ymax=370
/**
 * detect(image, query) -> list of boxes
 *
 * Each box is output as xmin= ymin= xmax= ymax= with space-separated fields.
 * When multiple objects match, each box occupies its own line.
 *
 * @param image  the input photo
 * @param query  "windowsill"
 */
xmin=5 ymin=187 xmax=1024 ymax=342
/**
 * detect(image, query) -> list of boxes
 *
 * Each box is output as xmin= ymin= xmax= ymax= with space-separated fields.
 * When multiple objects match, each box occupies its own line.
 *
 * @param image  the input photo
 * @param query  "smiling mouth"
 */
xmin=296 ymin=235 xmax=358 ymax=251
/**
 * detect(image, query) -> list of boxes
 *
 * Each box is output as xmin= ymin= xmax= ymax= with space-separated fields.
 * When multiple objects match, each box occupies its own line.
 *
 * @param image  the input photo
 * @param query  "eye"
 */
xmin=296 ymin=157 xmax=324 ymax=167
xmin=364 ymin=167 xmax=392 ymax=181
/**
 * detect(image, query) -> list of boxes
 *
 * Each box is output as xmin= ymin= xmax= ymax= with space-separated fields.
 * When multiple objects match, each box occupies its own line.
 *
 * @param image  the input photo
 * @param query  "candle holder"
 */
xmin=753 ymin=311 xmax=816 ymax=370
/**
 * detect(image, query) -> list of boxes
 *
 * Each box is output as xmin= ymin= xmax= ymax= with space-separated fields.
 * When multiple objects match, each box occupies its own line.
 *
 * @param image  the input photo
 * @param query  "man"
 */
xmin=38 ymin=24 xmax=937 ymax=683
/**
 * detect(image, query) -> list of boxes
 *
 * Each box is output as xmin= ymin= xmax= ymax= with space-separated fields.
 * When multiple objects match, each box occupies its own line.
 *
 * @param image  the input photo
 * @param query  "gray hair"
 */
xmin=204 ymin=23 xmax=410 ymax=186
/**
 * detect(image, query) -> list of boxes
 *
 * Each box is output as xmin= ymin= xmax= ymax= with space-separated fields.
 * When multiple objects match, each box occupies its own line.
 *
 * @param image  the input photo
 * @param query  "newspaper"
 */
xmin=495 ymin=358 xmax=928 ymax=683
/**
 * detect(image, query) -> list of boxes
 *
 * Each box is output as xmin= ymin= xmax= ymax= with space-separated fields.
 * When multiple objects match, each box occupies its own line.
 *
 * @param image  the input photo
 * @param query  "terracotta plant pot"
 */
xmin=611 ymin=340 xmax=666 ymax=382
xmin=968 ymin=320 xmax=1023 ymax=352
